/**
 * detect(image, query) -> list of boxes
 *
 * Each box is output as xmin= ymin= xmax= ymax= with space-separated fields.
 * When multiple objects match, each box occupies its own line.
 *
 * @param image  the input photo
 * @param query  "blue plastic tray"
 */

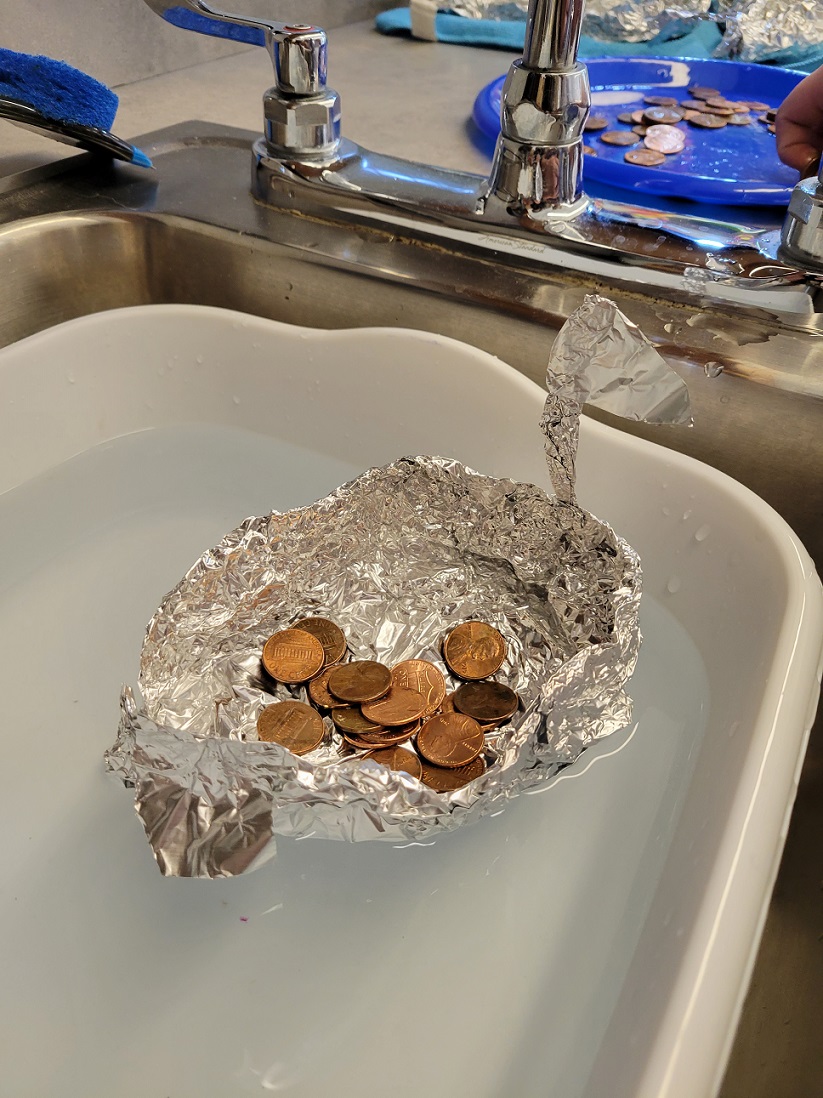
xmin=473 ymin=57 xmax=805 ymax=206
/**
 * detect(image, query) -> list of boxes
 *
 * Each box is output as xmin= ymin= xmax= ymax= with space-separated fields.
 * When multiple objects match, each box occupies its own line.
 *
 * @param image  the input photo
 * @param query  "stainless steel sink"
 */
xmin=2 ymin=121 xmax=822 ymax=1096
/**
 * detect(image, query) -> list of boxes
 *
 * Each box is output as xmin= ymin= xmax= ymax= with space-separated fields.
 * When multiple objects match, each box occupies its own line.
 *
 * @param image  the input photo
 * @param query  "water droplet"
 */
xmin=666 ymin=576 xmax=681 ymax=594
xmin=694 ymin=524 xmax=711 ymax=542
xmin=720 ymin=394 xmax=731 ymax=404
xmin=682 ymin=509 xmax=693 ymax=521
xmin=703 ymin=361 xmax=724 ymax=378
xmin=728 ymin=721 xmax=740 ymax=739
xmin=232 ymin=395 xmax=241 ymax=406
xmin=195 ymin=354 xmax=204 ymax=365
xmin=662 ymin=506 xmax=671 ymax=517
xmin=66 ymin=372 xmax=76 ymax=384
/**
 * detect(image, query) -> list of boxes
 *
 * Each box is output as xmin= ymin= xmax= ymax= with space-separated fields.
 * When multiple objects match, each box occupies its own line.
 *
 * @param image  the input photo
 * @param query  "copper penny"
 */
xmin=705 ymin=97 xmax=736 ymax=109
xmin=703 ymin=105 xmax=734 ymax=116
xmin=417 ymin=712 xmax=484 ymax=769
xmin=632 ymin=125 xmax=649 ymax=136
xmin=293 ymin=616 xmax=347 ymax=666
xmin=343 ymin=722 xmax=418 ymax=749
xmin=630 ymin=109 xmax=646 ymax=124
xmin=262 ymin=628 xmax=325 ymax=683
xmin=582 ymin=145 xmax=597 ymax=156
xmin=644 ymin=124 xmax=685 ymax=154
xmin=443 ymin=621 xmax=506 ymax=680
xmin=643 ymin=106 xmax=682 ymax=125
xmin=643 ymin=94 xmax=678 ymax=107
xmin=390 ymin=659 xmax=447 ymax=717
xmin=625 ymin=148 xmax=666 ymax=166
xmin=439 ymin=692 xmax=457 ymax=715
xmin=583 ymin=114 xmax=608 ymax=132
xmin=744 ymin=100 xmax=770 ymax=112
xmin=331 ymin=706 xmax=384 ymax=735
xmin=688 ymin=112 xmax=727 ymax=129
xmin=363 ymin=746 xmax=423 ymax=779
xmin=680 ymin=98 xmax=709 ymax=111
xmin=688 ymin=85 xmax=720 ymax=99
xmin=727 ymin=113 xmax=752 ymax=125
xmin=600 ymin=130 xmax=640 ymax=146
xmin=616 ymin=111 xmax=636 ymax=124
xmin=327 ymin=660 xmax=391 ymax=703
xmin=257 ymin=700 xmax=325 ymax=754
xmin=361 ymin=686 xmax=427 ymax=726
xmin=453 ymin=681 xmax=519 ymax=723
xmin=308 ymin=666 xmax=349 ymax=709
xmin=420 ymin=755 xmax=486 ymax=792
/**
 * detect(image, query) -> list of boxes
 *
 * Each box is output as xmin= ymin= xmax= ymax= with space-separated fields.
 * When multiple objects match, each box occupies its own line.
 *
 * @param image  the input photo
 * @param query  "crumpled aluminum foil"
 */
xmin=446 ymin=0 xmax=711 ymax=42
xmin=714 ymin=0 xmax=823 ymax=62
xmin=106 ymin=296 xmax=689 ymax=879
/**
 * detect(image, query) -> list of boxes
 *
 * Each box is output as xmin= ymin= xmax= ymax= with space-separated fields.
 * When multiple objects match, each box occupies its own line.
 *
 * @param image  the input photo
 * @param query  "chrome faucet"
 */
xmin=141 ymin=0 xmax=808 ymax=291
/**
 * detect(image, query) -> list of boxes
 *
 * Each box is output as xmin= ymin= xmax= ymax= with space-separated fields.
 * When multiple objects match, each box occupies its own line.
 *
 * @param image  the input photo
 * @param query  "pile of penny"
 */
xmin=255 ymin=616 xmax=520 ymax=792
xmin=584 ymin=85 xmax=776 ymax=168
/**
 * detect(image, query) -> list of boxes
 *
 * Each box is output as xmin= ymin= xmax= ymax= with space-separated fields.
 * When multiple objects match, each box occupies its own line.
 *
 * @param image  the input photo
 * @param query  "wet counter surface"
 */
xmin=0 ymin=20 xmax=820 ymax=1098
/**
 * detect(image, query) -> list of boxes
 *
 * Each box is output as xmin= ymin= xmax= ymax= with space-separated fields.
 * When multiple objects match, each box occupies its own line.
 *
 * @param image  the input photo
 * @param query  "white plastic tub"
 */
xmin=0 ymin=305 xmax=820 ymax=1097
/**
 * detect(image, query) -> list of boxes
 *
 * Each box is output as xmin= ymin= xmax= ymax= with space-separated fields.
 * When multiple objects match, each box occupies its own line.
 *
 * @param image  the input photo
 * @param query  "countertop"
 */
xmin=2 ymin=19 xmax=821 ymax=1098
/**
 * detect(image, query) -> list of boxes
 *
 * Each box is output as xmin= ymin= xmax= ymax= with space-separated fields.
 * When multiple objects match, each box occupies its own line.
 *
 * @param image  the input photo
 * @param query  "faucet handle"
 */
xmin=141 ymin=1 xmax=327 ymax=96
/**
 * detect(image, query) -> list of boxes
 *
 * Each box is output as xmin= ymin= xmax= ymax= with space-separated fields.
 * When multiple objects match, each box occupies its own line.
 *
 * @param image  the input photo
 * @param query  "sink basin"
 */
xmin=1 ymin=124 xmax=823 ymax=1096
xmin=0 ymin=302 xmax=821 ymax=1097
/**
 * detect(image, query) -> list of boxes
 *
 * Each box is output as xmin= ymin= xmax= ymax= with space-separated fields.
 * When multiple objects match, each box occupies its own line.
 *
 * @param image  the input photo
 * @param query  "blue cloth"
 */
xmin=374 ymin=8 xmax=821 ymax=72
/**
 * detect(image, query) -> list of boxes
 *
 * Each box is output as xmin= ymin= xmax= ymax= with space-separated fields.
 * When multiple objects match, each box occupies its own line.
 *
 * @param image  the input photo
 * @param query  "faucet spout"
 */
xmin=485 ymin=0 xmax=590 ymax=216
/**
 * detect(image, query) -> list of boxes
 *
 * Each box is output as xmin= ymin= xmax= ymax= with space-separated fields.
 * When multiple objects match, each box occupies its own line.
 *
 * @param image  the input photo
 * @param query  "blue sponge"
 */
xmin=0 ymin=46 xmax=119 ymax=131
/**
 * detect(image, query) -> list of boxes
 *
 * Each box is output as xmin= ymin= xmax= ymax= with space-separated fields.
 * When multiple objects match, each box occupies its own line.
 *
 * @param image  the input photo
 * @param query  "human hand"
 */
xmin=776 ymin=65 xmax=823 ymax=177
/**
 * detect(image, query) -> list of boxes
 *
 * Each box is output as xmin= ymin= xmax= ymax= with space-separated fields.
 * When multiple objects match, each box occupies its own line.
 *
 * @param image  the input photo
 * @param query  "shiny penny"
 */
xmin=293 ymin=616 xmax=347 ymax=666
xmin=361 ymin=686 xmax=428 ymax=726
xmin=417 ymin=712 xmax=485 ymax=769
xmin=327 ymin=660 xmax=392 ymax=703
xmin=453 ymin=681 xmax=519 ymax=723
xmin=625 ymin=148 xmax=666 ymax=166
xmin=443 ymin=621 xmax=506 ymax=680
xmin=643 ymin=94 xmax=678 ymax=107
xmin=419 ymin=755 xmax=486 ymax=792
xmin=308 ymin=666 xmax=349 ymax=709
xmin=582 ymin=145 xmax=597 ymax=156
xmin=363 ymin=746 xmax=423 ymax=780
xmin=630 ymin=109 xmax=646 ymax=124
xmin=262 ymin=628 xmax=325 ymax=683
xmin=257 ymin=700 xmax=325 ymax=755
xmin=390 ymin=659 xmax=447 ymax=717
xmin=331 ymin=706 xmax=385 ymax=736
xmin=727 ymin=113 xmax=752 ymax=125
xmin=644 ymin=124 xmax=685 ymax=154
xmin=599 ymin=130 xmax=640 ymax=147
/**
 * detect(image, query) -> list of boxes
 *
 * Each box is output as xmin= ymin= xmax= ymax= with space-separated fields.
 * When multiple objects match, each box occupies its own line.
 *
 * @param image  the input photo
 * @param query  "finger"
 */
xmin=776 ymin=116 xmax=822 ymax=174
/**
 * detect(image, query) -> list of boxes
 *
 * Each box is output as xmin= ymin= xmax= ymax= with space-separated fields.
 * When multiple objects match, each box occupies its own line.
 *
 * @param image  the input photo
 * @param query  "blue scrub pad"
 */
xmin=0 ymin=46 xmax=118 ymax=131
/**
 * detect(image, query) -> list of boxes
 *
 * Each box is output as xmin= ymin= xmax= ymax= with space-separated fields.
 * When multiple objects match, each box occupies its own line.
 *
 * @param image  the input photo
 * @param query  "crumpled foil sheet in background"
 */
xmin=106 ymin=296 xmax=690 ymax=879
xmin=445 ymin=1 xmax=821 ymax=58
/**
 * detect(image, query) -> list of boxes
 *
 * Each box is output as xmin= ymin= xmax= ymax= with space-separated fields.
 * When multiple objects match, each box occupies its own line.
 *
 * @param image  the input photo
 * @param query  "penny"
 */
xmin=262 ymin=628 xmax=325 ymax=683
xmin=327 ymin=660 xmax=391 ymax=703
xmin=625 ymin=148 xmax=666 ymax=166
xmin=343 ymin=722 xmax=418 ymax=749
xmin=331 ymin=706 xmax=385 ymax=735
xmin=257 ymin=700 xmax=325 ymax=755
xmin=361 ymin=686 xmax=427 ymax=726
xmin=643 ymin=94 xmax=678 ymax=107
xmin=416 ymin=712 xmax=484 ymax=769
xmin=679 ymin=99 xmax=708 ymax=111
xmin=727 ymin=113 xmax=752 ymax=125
xmin=679 ymin=109 xmax=703 ymax=122
xmin=632 ymin=125 xmax=649 ymax=136
xmin=308 ymin=665 xmax=349 ymax=709
xmin=443 ymin=621 xmax=506 ymax=680
xmin=584 ymin=113 xmax=608 ymax=131
xmin=599 ymin=130 xmax=640 ymax=146
xmin=293 ymin=616 xmax=347 ymax=666
xmin=644 ymin=124 xmax=685 ymax=154
xmin=705 ymin=97 xmax=738 ymax=109
xmin=439 ymin=692 xmax=457 ymax=715
xmin=630 ymin=110 xmax=647 ymax=124
xmin=582 ymin=145 xmax=597 ymax=156
xmin=616 ymin=111 xmax=636 ymax=124
xmin=703 ymin=105 xmax=735 ymax=116
xmin=390 ymin=659 xmax=446 ymax=717
xmin=688 ymin=85 xmax=720 ymax=99
xmin=744 ymin=100 xmax=770 ymax=112
xmin=688 ymin=112 xmax=727 ymax=129
xmin=363 ymin=746 xmax=423 ymax=779
xmin=453 ymin=681 xmax=519 ymax=723
xmin=643 ymin=106 xmax=682 ymax=125
xmin=419 ymin=755 xmax=486 ymax=792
